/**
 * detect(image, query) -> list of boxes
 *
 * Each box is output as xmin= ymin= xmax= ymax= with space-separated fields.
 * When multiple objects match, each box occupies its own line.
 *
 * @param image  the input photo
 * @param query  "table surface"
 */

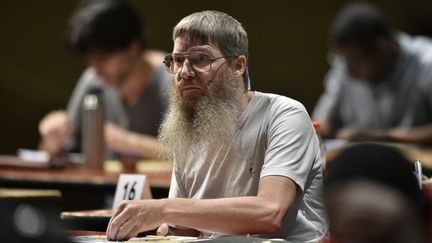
xmin=0 ymin=156 xmax=172 ymax=189
xmin=0 ymin=156 xmax=172 ymax=210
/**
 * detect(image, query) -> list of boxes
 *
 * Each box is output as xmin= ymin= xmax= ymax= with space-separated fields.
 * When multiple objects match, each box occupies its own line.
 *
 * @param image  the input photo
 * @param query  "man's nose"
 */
xmin=178 ymin=60 xmax=195 ymax=80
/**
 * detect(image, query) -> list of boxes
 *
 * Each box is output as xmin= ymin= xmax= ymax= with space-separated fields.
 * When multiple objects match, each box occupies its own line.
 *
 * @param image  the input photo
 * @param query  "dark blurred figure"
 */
xmin=0 ymin=199 xmax=71 ymax=243
xmin=313 ymin=2 xmax=432 ymax=144
xmin=324 ymin=181 xmax=425 ymax=243
xmin=323 ymin=143 xmax=429 ymax=243
xmin=38 ymin=0 xmax=171 ymax=159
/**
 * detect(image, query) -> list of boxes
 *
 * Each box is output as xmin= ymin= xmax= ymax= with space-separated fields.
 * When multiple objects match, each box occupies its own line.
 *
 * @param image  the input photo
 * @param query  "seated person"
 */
xmin=312 ymin=2 xmax=432 ymax=144
xmin=324 ymin=142 xmax=430 ymax=243
xmin=324 ymin=181 xmax=426 ymax=243
xmin=38 ymin=0 xmax=171 ymax=159
xmin=105 ymin=10 xmax=327 ymax=241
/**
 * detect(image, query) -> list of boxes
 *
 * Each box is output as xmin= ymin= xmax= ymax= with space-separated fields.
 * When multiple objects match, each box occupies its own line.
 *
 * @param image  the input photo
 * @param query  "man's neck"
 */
xmin=241 ymin=90 xmax=255 ymax=112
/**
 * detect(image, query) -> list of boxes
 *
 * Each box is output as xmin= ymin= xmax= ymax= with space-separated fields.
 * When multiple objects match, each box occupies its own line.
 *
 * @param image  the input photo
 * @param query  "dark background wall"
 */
xmin=0 ymin=0 xmax=431 ymax=154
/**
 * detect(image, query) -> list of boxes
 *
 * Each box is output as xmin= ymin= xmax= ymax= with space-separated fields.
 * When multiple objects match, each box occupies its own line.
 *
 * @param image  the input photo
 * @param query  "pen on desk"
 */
xmin=415 ymin=159 xmax=423 ymax=190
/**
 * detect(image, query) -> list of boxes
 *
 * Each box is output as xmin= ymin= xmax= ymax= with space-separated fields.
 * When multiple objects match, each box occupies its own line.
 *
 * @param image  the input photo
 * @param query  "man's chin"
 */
xmin=104 ymin=79 xmax=120 ymax=88
xmin=181 ymin=97 xmax=198 ymax=111
xmin=103 ymin=76 xmax=127 ymax=89
xmin=180 ymin=91 xmax=204 ymax=106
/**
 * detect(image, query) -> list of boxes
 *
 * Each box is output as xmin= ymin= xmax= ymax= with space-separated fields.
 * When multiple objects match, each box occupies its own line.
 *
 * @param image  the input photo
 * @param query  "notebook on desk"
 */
xmin=0 ymin=149 xmax=82 ymax=168
xmin=0 ymin=155 xmax=52 ymax=168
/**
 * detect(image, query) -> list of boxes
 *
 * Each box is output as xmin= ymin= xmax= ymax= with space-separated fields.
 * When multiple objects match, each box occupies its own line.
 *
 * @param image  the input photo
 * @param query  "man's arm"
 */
xmin=104 ymin=122 xmax=160 ymax=159
xmin=106 ymin=175 xmax=296 ymax=240
xmin=388 ymin=124 xmax=432 ymax=144
xmin=335 ymin=124 xmax=432 ymax=144
xmin=38 ymin=110 xmax=73 ymax=155
xmin=312 ymin=61 xmax=345 ymax=139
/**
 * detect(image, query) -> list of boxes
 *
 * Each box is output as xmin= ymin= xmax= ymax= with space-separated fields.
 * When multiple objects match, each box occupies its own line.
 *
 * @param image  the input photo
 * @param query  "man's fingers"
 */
xmin=117 ymin=220 xmax=138 ymax=240
xmin=157 ymin=223 xmax=169 ymax=236
xmin=112 ymin=200 xmax=128 ymax=218
xmin=107 ymin=202 xmax=129 ymax=240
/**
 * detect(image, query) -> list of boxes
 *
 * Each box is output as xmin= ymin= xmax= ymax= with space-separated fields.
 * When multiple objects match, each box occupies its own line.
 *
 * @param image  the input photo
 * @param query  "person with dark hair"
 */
xmin=38 ymin=0 xmax=171 ymax=159
xmin=105 ymin=10 xmax=327 ymax=241
xmin=323 ymin=181 xmax=426 ymax=243
xmin=312 ymin=2 xmax=432 ymax=144
xmin=323 ymin=142 xmax=430 ymax=243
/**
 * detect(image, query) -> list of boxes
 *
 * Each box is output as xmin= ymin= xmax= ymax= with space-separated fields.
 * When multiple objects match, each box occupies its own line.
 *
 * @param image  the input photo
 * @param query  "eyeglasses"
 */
xmin=163 ymin=52 xmax=233 ymax=74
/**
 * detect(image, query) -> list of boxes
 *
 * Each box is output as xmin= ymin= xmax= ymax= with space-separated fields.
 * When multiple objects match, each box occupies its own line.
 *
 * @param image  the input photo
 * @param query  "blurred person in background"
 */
xmin=323 ymin=181 xmax=426 ymax=243
xmin=313 ymin=2 xmax=432 ymax=144
xmin=38 ymin=0 xmax=171 ymax=159
xmin=324 ymin=143 xmax=430 ymax=243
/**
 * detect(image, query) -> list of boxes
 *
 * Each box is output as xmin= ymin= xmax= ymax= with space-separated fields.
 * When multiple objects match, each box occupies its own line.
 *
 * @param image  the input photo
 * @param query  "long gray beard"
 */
xmin=159 ymin=70 xmax=244 ymax=164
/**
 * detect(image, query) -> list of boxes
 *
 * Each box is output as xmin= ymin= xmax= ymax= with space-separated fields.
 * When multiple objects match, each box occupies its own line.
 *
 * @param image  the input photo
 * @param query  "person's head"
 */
xmin=330 ymin=2 xmax=398 ymax=82
xmin=159 ymin=10 xmax=249 ymax=162
xmin=324 ymin=181 xmax=426 ymax=243
xmin=67 ymin=0 xmax=147 ymax=87
xmin=324 ymin=142 xmax=429 ymax=241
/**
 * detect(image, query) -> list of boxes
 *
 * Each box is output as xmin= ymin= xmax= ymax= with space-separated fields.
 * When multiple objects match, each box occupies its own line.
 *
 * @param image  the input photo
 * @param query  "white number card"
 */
xmin=113 ymin=174 xmax=152 ymax=209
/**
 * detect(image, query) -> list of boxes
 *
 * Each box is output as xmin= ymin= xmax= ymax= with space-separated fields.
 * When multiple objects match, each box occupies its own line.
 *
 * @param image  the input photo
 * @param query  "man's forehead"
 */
xmin=173 ymin=36 xmax=220 ymax=53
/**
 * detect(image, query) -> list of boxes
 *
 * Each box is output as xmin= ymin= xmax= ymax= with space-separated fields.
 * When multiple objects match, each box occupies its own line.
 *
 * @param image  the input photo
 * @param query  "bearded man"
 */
xmin=106 ymin=10 xmax=327 ymax=242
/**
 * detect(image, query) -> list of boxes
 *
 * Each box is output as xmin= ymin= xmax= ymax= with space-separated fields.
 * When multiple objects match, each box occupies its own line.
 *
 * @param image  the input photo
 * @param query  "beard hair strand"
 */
xmin=158 ymin=70 xmax=244 ymax=165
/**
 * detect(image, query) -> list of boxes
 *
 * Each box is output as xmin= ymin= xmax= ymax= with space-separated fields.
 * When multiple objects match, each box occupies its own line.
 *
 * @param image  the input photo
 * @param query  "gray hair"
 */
xmin=173 ymin=10 xmax=250 ymax=89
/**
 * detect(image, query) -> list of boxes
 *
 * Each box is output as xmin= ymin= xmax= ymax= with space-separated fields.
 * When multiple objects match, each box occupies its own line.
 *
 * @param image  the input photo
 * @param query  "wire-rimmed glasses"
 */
xmin=163 ymin=52 xmax=233 ymax=74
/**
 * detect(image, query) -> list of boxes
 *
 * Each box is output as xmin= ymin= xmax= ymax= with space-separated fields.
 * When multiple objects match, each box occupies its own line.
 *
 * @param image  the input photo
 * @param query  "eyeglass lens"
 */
xmin=164 ymin=53 xmax=212 ymax=73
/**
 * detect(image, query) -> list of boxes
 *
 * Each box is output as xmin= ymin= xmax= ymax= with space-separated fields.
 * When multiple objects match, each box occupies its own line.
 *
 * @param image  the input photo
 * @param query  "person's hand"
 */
xmin=156 ymin=223 xmax=169 ymax=236
xmin=336 ymin=127 xmax=386 ymax=141
xmin=104 ymin=122 xmax=133 ymax=153
xmin=38 ymin=110 xmax=73 ymax=155
xmin=106 ymin=199 xmax=164 ymax=241
xmin=105 ymin=122 xmax=160 ymax=159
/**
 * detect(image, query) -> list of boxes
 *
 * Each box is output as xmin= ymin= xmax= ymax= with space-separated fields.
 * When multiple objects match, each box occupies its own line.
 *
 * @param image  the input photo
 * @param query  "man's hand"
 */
xmin=336 ymin=127 xmax=387 ymax=141
xmin=105 ymin=122 xmax=160 ymax=159
xmin=104 ymin=122 xmax=133 ymax=153
xmin=156 ymin=223 xmax=170 ymax=236
xmin=38 ymin=110 xmax=73 ymax=155
xmin=106 ymin=199 xmax=164 ymax=241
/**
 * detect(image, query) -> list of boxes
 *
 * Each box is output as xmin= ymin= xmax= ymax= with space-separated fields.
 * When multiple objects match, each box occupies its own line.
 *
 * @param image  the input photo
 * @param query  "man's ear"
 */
xmin=233 ymin=55 xmax=247 ymax=77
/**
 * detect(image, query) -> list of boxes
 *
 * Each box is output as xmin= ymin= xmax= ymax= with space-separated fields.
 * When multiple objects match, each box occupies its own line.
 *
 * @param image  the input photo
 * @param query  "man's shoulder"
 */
xmin=399 ymin=32 xmax=432 ymax=64
xmin=254 ymin=92 xmax=307 ymax=113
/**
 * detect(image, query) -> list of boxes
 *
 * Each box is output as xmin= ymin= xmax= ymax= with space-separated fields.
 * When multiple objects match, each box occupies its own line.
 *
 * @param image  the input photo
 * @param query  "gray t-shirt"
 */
xmin=169 ymin=92 xmax=327 ymax=242
xmin=313 ymin=33 xmax=432 ymax=130
xmin=66 ymin=63 xmax=171 ymax=155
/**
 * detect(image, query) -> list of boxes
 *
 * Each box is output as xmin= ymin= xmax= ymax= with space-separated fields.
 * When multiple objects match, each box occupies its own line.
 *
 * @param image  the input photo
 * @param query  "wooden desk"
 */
xmin=0 ymin=188 xmax=61 ymax=199
xmin=61 ymin=209 xmax=112 ymax=232
xmin=0 ymin=156 xmax=172 ymax=211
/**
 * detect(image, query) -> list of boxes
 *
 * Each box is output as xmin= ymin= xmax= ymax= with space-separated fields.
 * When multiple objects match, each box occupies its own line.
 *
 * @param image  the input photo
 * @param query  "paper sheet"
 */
xmin=70 ymin=235 xmax=202 ymax=243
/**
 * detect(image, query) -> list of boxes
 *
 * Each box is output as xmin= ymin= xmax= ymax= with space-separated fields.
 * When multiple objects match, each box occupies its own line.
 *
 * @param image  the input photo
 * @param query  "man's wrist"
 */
xmin=159 ymin=198 xmax=170 ymax=223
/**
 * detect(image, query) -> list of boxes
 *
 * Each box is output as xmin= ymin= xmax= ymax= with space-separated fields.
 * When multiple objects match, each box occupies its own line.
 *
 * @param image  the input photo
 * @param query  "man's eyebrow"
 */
xmin=187 ymin=45 xmax=214 ymax=52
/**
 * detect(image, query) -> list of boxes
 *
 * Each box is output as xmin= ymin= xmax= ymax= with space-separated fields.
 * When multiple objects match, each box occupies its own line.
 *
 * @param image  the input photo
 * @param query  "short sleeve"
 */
xmin=261 ymin=97 xmax=321 ymax=191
